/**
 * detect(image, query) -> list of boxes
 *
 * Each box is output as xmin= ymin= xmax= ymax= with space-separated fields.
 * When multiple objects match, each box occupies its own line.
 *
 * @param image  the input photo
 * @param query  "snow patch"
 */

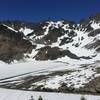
xmin=19 ymin=27 xmax=34 ymax=36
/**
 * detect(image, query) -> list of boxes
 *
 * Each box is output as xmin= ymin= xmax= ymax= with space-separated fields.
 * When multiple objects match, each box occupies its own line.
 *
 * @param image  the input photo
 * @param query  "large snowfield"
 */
xmin=0 ymin=88 xmax=100 ymax=100
xmin=0 ymin=60 xmax=67 ymax=80
xmin=0 ymin=60 xmax=100 ymax=99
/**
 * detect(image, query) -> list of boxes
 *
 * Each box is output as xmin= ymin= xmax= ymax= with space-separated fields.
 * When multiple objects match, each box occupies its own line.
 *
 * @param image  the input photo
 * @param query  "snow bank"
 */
xmin=0 ymin=88 xmax=100 ymax=100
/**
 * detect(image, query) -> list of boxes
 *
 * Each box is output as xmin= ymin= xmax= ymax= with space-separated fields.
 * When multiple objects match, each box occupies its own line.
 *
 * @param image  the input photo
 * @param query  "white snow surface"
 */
xmin=0 ymin=61 xmax=69 ymax=80
xmin=19 ymin=27 xmax=34 ymax=36
xmin=2 ymin=24 xmax=18 ymax=32
xmin=91 ymin=21 xmax=100 ymax=29
xmin=0 ymin=59 xmax=100 ymax=89
xmin=0 ymin=88 xmax=99 ymax=100
xmin=32 ymin=61 xmax=100 ymax=89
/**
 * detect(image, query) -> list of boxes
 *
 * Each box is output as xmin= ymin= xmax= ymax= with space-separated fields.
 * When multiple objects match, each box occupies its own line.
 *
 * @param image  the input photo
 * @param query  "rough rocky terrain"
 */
xmin=0 ymin=14 xmax=100 ymax=94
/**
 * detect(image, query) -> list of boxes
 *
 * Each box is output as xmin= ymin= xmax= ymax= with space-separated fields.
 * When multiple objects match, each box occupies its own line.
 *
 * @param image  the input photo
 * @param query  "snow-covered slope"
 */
xmin=0 ymin=60 xmax=100 ymax=94
xmin=0 ymin=14 xmax=100 ymax=95
xmin=1 ymin=15 xmax=100 ymax=63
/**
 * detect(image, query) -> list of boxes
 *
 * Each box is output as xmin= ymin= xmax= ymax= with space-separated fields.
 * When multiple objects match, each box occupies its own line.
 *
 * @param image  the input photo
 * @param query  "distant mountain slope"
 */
xmin=0 ymin=14 xmax=100 ymax=94
xmin=0 ymin=14 xmax=100 ymax=63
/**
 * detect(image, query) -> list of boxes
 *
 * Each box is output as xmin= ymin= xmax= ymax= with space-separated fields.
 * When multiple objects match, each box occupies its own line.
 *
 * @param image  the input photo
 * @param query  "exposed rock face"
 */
xmin=35 ymin=46 xmax=81 ymax=60
xmin=79 ymin=77 xmax=100 ymax=94
xmin=0 ymin=14 xmax=100 ymax=95
xmin=0 ymin=25 xmax=35 ymax=63
xmin=35 ymin=46 xmax=64 ymax=60
xmin=85 ymin=40 xmax=100 ymax=50
xmin=0 ymin=13 xmax=100 ymax=62
xmin=88 ymin=29 xmax=100 ymax=37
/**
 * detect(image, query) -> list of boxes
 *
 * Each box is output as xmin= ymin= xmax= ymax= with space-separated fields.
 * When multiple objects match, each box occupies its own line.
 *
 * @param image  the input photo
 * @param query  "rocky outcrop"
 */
xmin=34 ymin=46 xmax=87 ymax=60
xmin=0 ymin=14 xmax=99 ymax=62
xmin=0 ymin=25 xmax=35 ymax=63
xmin=79 ymin=76 xmax=100 ymax=94
xmin=35 ymin=46 xmax=67 ymax=60
xmin=88 ymin=29 xmax=100 ymax=37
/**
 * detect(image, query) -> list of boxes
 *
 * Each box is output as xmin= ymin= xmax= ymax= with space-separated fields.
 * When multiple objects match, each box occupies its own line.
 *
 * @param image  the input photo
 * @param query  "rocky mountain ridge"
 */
xmin=0 ymin=14 xmax=100 ymax=94
xmin=0 ymin=14 xmax=100 ymax=63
